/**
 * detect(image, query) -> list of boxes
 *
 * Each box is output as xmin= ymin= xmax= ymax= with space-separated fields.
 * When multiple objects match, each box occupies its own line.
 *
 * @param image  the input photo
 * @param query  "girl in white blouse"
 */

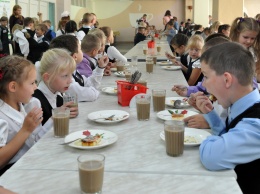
xmin=0 ymin=55 xmax=43 ymax=175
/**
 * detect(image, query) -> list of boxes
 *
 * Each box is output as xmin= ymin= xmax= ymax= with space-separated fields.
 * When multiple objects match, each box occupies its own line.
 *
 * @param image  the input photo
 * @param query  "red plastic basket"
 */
xmin=116 ymin=81 xmax=148 ymax=106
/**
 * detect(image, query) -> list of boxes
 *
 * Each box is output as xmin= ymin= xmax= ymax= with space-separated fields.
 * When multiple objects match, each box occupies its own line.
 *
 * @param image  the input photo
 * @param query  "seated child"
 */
xmin=100 ymin=26 xmax=127 ymax=63
xmin=0 ymin=56 xmax=44 ymax=175
xmin=134 ymin=27 xmax=146 ymax=45
xmin=77 ymin=34 xmax=102 ymax=77
xmin=196 ymin=42 xmax=260 ymax=194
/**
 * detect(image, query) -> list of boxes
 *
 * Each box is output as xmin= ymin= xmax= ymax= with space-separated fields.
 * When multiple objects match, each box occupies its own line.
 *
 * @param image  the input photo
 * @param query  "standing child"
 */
xmin=0 ymin=16 xmax=10 ymax=55
xmin=9 ymin=5 xmax=24 ymax=38
xmin=100 ymin=26 xmax=127 ymax=63
xmin=165 ymin=21 xmax=176 ymax=46
xmin=43 ymin=20 xmax=56 ymax=41
xmin=33 ymin=48 xmax=78 ymax=126
xmin=0 ymin=56 xmax=43 ymax=175
xmin=134 ymin=27 xmax=146 ymax=45
xmin=23 ymin=17 xmax=35 ymax=38
xmin=27 ymin=24 xmax=49 ymax=63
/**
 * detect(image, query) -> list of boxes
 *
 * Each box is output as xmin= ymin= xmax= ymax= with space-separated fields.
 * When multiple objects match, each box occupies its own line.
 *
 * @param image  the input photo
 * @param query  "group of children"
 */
xmin=169 ymin=16 xmax=260 ymax=194
xmin=0 ymin=5 xmax=127 ymax=178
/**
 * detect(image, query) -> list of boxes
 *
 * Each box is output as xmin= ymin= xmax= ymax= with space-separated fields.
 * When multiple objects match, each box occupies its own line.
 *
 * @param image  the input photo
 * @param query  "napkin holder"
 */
xmin=116 ymin=81 xmax=148 ymax=106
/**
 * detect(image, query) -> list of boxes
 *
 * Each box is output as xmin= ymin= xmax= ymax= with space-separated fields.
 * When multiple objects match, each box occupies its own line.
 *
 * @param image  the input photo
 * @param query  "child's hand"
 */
xmin=165 ymin=52 xmax=174 ymax=60
xmin=63 ymin=102 xmax=79 ymax=118
xmin=22 ymin=107 xmax=43 ymax=132
xmin=98 ymin=55 xmax=109 ymax=68
xmin=173 ymin=60 xmax=182 ymax=67
xmin=183 ymin=114 xmax=210 ymax=129
xmin=172 ymin=85 xmax=187 ymax=97
xmin=194 ymin=92 xmax=214 ymax=113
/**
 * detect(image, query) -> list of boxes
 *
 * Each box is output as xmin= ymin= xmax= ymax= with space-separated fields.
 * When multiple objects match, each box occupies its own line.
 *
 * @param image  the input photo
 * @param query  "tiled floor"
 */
xmin=113 ymin=42 xmax=134 ymax=55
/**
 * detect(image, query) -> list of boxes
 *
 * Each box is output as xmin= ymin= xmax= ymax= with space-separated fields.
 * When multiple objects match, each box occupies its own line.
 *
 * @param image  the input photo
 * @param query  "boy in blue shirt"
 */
xmin=196 ymin=42 xmax=260 ymax=194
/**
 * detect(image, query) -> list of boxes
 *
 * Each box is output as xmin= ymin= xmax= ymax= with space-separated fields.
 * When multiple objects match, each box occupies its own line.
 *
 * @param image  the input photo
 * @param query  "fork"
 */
xmin=60 ymin=138 xmax=81 ymax=145
xmin=93 ymin=114 xmax=115 ymax=121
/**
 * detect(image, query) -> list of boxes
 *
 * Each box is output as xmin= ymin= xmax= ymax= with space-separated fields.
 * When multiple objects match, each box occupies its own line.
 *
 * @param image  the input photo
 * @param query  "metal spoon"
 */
xmin=174 ymin=100 xmax=183 ymax=108
xmin=60 ymin=138 xmax=81 ymax=145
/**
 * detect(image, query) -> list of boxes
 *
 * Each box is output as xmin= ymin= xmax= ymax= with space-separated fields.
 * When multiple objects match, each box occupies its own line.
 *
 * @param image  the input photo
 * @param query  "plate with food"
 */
xmin=114 ymin=72 xmax=125 ymax=77
xmin=157 ymin=61 xmax=172 ymax=66
xmin=88 ymin=110 xmax=130 ymax=123
xmin=101 ymin=87 xmax=117 ymax=95
xmin=64 ymin=130 xmax=118 ymax=149
xmin=165 ymin=97 xmax=190 ymax=108
xmin=110 ymin=67 xmax=117 ymax=72
xmin=160 ymin=128 xmax=211 ymax=146
xmin=161 ymin=66 xmax=181 ymax=71
xmin=157 ymin=109 xmax=198 ymax=121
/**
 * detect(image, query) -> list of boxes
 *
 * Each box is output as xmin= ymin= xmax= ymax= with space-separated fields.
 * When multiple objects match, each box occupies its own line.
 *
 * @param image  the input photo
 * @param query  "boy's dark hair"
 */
xmin=201 ymin=42 xmax=255 ymax=86
xmin=218 ymin=24 xmax=231 ymax=33
xmin=203 ymin=36 xmax=231 ymax=51
xmin=0 ymin=16 xmax=8 ymax=22
xmin=49 ymin=35 xmax=79 ymax=55
xmin=170 ymin=33 xmax=189 ymax=47
xmin=23 ymin=17 xmax=34 ymax=27
xmin=65 ymin=20 xmax=77 ymax=33
xmin=205 ymin=33 xmax=230 ymax=42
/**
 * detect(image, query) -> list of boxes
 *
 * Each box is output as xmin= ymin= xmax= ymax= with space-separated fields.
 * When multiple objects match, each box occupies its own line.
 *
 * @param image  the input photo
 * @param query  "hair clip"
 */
xmin=0 ymin=68 xmax=4 ymax=80
xmin=239 ymin=17 xmax=244 ymax=22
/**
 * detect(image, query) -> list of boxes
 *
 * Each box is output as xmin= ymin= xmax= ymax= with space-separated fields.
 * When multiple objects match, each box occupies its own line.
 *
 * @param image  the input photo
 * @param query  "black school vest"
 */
xmin=0 ymin=26 xmax=9 ymax=54
xmin=185 ymin=57 xmax=203 ymax=85
xmin=225 ymin=102 xmax=260 ymax=194
xmin=104 ymin=45 xmax=116 ymax=63
xmin=85 ymin=57 xmax=96 ymax=71
xmin=33 ymin=89 xmax=63 ymax=125
xmin=72 ymin=71 xmax=84 ymax=86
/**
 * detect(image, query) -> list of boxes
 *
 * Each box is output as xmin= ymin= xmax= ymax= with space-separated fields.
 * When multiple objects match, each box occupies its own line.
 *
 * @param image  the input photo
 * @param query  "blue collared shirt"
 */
xmin=200 ymin=89 xmax=260 ymax=170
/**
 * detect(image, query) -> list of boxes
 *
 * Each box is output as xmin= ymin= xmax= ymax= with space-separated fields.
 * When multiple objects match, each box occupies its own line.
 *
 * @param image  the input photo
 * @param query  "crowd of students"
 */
xmin=0 ymin=5 xmax=260 ymax=194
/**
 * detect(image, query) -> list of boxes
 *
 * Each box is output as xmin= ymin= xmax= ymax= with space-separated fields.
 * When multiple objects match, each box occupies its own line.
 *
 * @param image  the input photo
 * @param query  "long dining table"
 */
xmin=0 ymin=59 xmax=242 ymax=193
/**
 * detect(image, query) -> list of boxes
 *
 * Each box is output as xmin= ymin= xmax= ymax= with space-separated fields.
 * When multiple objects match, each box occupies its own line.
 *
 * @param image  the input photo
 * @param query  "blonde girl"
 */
xmin=174 ymin=35 xmax=204 ymax=86
xmin=99 ymin=26 xmax=127 ymax=63
xmin=0 ymin=55 xmax=43 ymax=175
xmin=33 ymin=48 xmax=78 ymax=126
xmin=210 ymin=21 xmax=221 ymax=34
xmin=12 ymin=24 xmax=30 ymax=58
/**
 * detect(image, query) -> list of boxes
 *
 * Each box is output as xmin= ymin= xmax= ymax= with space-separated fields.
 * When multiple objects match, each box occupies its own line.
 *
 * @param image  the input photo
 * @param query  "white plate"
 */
xmin=114 ymin=72 xmax=125 ymax=77
xmin=165 ymin=97 xmax=190 ymax=108
xmin=101 ymin=87 xmax=117 ymax=95
xmin=161 ymin=66 xmax=181 ymax=71
xmin=160 ymin=128 xmax=211 ymax=146
xmin=157 ymin=109 xmax=198 ymax=121
xmin=64 ymin=130 xmax=118 ymax=149
xmin=110 ymin=68 xmax=117 ymax=72
xmin=157 ymin=61 xmax=172 ymax=66
xmin=88 ymin=110 xmax=130 ymax=123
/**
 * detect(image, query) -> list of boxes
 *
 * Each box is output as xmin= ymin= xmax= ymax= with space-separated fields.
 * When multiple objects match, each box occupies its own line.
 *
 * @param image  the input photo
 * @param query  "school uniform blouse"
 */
xmin=12 ymin=29 xmax=29 ymax=57
xmin=0 ymin=99 xmax=45 ymax=164
xmin=105 ymin=43 xmax=127 ymax=63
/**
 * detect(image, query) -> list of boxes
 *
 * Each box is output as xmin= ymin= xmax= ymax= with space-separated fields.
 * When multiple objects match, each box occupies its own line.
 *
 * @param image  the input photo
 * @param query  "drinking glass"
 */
xmin=136 ymin=94 xmax=151 ymax=121
xmin=52 ymin=107 xmax=70 ymax=137
xmin=152 ymin=89 xmax=166 ymax=112
xmin=164 ymin=120 xmax=184 ymax=157
xmin=78 ymin=154 xmax=105 ymax=194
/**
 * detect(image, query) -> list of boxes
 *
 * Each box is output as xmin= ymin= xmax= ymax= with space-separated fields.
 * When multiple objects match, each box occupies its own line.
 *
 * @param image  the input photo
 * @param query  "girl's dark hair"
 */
xmin=65 ymin=20 xmax=77 ymax=33
xmin=164 ymin=10 xmax=171 ymax=16
xmin=218 ymin=24 xmax=231 ymax=33
xmin=170 ymin=33 xmax=189 ymax=47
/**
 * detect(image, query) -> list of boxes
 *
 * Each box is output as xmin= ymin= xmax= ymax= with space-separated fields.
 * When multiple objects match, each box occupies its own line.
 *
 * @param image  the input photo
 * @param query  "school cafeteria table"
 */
xmin=0 ymin=63 xmax=242 ymax=194
xmin=124 ymin=39 xmax=172 ymax=61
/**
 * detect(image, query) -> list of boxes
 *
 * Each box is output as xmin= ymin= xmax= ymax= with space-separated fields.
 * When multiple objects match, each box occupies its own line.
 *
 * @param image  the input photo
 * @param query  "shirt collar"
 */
xmin=0 ymin=99 xmax=26 ymax=125
xmin=230 ymin=88 xmax=260 ymax=121
xmin=38 ymin=81 xmax=61 ymax=109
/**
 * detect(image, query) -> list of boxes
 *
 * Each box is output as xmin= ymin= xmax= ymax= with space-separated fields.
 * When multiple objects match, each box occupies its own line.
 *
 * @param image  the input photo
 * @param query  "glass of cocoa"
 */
xmin=164 ymin=120 xmax=184 ymax=157
xmin=78 ymin=154 xmax=105 ymax=194
xmin=152 ymin=89 xmax=166 ymax=112
xmin=136 ymin=94 xmax=151 ymax=121
xmin=52 ymin=107 xmax=70 ymax=137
